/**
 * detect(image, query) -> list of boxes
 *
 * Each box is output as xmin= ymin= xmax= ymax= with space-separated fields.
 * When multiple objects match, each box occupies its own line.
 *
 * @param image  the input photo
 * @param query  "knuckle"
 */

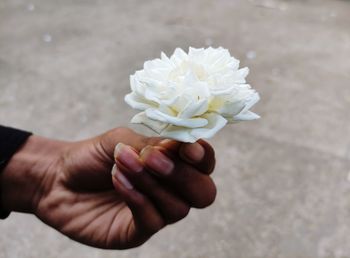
xmin=110 ymin=127 xmax=132 ymax=138
xmin=145 ymin=137 xmax=163 ymax=147
xmin=138 ymin=137 xmax=162 ymax=152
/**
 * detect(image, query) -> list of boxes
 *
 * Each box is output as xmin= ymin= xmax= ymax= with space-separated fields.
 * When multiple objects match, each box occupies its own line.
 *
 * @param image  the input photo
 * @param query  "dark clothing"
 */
xmin=0 ymin=125 xmax=32 ymax=219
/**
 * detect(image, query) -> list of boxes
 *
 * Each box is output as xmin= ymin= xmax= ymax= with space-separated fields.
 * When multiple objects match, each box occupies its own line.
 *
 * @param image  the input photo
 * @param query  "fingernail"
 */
xmin=111 ymin=164 xmax=117 ymax=177
xmin=114 ymin=143 xmax=143 ymax=173
xmin=140 ymin=147 xmax=174 ymax=176
xmin=112 ymin=164 xmax=134 ymax=189
xmin=114 ymin=143 xmax=123 ymax=157
xmin=159 ymin=139 xmax=175 ymax=146
xmin=116 ymin=170 xmax=133 ymax=190
xmin=182 ymin=142 xmax=205 ymax=162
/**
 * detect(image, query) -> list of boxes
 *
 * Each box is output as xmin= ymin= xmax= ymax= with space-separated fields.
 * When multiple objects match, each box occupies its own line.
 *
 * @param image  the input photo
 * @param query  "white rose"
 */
xmin=125 ymin=47 xmax=260 ymax=143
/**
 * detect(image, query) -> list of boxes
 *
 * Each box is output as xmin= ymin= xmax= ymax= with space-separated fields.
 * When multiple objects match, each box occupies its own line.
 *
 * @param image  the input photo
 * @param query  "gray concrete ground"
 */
xmin=1 ymin=0 xmax=350 ymax=257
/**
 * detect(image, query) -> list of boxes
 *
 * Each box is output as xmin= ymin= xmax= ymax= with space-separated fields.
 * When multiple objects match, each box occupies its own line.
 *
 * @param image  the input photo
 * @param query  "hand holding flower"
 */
xmin=1 ymin=128 xmax=216 ymax=249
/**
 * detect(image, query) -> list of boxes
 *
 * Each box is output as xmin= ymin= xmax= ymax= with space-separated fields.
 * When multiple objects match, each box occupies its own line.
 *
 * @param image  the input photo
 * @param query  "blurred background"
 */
xmin=1 ymin=0 xmax=350 ymax=257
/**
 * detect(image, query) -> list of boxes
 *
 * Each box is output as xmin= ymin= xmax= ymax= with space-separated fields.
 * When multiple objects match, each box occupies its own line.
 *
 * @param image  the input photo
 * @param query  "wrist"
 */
xmin=0 ymin=135 xmax=67 ymax=214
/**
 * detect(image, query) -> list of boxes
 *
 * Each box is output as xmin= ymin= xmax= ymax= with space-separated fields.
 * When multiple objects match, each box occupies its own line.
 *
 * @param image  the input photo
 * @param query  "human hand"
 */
xmin=1 ymin=128 xmax=216 ymax=249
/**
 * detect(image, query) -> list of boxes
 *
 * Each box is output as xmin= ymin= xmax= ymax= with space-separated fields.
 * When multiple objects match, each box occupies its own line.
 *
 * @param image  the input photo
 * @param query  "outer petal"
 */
xmin=160 ymin=126 xmax=197 ymax=143
xmin=125 ymin=93 xmax=155 ymax=111
xmin=144 ymin=88 xmax=162 ymax=103
xmin=232 ymin=92 xmax=260 ymax=121
xmin=234 ymin=67 xmax=249 ymax=83
xmin=161 ymin=52 xmax=171 ymax=63
xmin=234 ymin=111 xmax=260 ymax=121
xmin=131 ymin=112 xmax=168 ymax=134
xmin=190 ymin=113 xmax=228 ymax=139
xmin=161 ymin=95 xmax=180 ymax=107
xmin=145 ymin=108 xmax=208 ymax=128
xmin=171 ymin=48 xmax=188 ymax=65
xmin=188 ymin=47 xmax=205 ymax=62
xmin=161 ymin=113 xmax=228 ymax=143
xmin=130 ymin=74 xmax=147 ymax=95
xmin=217 ymin=99 xmax=245 ymax=116
xmin=241 ymin=92 xmax=260 ymax=112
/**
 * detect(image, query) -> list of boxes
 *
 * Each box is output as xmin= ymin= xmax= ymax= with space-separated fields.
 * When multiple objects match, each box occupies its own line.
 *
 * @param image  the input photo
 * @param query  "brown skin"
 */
xmin=0 ymin=127 xmax=216 ymax=249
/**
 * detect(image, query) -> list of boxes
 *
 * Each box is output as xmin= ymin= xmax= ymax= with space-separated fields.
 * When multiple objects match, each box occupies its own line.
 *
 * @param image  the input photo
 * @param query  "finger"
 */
xmin=98 ymin=127 xmax=163 ymax=163
xmin=196 ymin=140 xmax=216 ymax=174
xmin=178 ymin=140 xmax=216 ymax=175
xmin=111 ymin=165 xmax=165 ymax=236
xmin=161 ymin=140 xmax=216 ymax=175
xmin=114 ymin=144 xmax=190 ymax=224
xmin=140 ymin=146 xmax=217 ymax=208
xmin=157 ymin=139 xmax=182 ymax=154
xmin=179 ymin=142 xmax=205 ymax=164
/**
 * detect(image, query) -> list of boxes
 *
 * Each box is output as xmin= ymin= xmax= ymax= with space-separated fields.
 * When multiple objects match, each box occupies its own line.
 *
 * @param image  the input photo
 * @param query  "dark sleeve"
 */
xmin=0 ymin=125 xmax=32 ymax=219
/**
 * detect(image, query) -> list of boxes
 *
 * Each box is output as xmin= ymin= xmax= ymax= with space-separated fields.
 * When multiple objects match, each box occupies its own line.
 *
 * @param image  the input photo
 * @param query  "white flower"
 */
xmin=125 ymin=47 xmax=260 ymax=143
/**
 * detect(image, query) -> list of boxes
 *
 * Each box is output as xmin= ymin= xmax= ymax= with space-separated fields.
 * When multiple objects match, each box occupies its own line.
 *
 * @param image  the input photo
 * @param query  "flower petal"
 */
xmin=241 ymin=92 xmax=260 ymax=112
xmin=231 ymin=92 xmax=260 ymax=121
xmin=234 ymin=67 xmax=249 ymax=83
xmin=131 ymin=112 xmax=168 ymax=134
xmin=217 ymin=99 xmax=246 ymax=116
xmin=145 ymin=108 xmax=208 ymax=128
xmin=210 ymin=85 xmax=236 ymax=96
xmin=125 ymin=93 xmax=155 ymax=111
xmin=161 ymin=113 xmax=228 ymax=143
xmin=190 ymin=113 xmax=227 ymax=139
xmin=234 ymin=111 xmax=260 ymax=121
xmin=178 ymin=99 xmax=208 ymax=118
xmin=161 ymin=126 xmax=197 ymax=143
xmin=171 ymin=48 xmax=188 ymax=65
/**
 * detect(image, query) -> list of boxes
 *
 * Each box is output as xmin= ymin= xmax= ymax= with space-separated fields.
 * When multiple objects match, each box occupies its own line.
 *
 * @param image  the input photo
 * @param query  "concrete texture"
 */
xmin=1 ymin=0 xmax=350 ymax=257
